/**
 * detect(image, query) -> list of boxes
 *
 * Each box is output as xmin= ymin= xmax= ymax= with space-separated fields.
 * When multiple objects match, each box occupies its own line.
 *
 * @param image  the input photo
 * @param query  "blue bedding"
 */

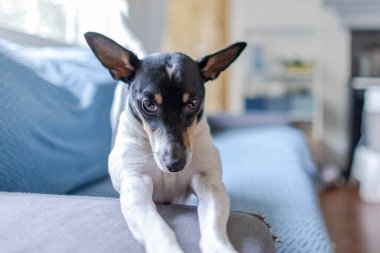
xmin=0 ymin=41 xmax=116 ymax=193
xmin=215 ymin=127 xmax=332 ymax=253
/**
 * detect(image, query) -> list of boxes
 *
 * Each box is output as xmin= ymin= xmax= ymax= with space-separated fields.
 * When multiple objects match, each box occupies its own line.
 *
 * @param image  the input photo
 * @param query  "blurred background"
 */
xmin=2 ymin=1 xmax=380 ymax=252
xmin=2 ymin=0 xmax=380 ymax=186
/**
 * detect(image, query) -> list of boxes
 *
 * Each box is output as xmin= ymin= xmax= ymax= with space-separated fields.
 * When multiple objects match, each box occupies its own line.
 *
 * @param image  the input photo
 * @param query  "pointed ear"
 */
xmin=197 ymin=42 xmax=247 ymax=81
xmin=84 ymin=32 xmax=140 ymax=81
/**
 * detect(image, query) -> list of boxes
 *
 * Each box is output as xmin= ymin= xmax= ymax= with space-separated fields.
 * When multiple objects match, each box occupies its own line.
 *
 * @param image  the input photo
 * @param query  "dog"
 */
xmin=84 ymin=32 xmax=246 ymax=253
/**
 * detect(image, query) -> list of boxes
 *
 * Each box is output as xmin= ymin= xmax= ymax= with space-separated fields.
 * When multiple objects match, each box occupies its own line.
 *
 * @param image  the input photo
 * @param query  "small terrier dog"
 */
xmin=85 ymin=32 xmax=246 ymax=253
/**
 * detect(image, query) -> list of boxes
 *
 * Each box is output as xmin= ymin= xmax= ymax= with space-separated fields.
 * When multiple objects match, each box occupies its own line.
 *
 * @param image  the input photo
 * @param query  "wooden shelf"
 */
xmin=288 ymin=111 xmax=313 ymax=122
xmin=265 ymin=73 xmax=314 ymax=83
xmin=351 ymin=77 xmax=380 ymax=90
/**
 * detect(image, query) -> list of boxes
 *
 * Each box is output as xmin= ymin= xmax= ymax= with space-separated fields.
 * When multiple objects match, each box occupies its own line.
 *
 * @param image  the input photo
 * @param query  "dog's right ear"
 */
xmin=84 ymin=32 xmax=139 ymax=81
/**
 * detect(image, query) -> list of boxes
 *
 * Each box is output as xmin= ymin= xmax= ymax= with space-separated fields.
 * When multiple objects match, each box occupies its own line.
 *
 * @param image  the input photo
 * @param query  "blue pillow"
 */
xmin=0 ymin=44 xmax=116 ymax=194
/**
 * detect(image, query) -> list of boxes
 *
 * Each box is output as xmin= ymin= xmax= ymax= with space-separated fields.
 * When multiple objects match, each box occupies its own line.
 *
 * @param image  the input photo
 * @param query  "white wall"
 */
xmin=318 ymin=7 xmax=351 ymax=167
xmin=127 ymin=0 xmax=167 ymax=53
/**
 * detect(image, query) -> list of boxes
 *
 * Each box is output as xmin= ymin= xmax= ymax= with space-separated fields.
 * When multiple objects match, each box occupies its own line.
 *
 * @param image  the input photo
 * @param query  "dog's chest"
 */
xmin=150 ymin=169 xmax=192 ymax=204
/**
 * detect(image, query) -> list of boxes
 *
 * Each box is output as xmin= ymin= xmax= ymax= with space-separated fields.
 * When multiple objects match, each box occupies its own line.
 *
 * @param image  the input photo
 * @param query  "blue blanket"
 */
xmin=214 ymin=127 xmax=332 ymax=253
xmin=0 ymin=41 xmax=116 ymax=193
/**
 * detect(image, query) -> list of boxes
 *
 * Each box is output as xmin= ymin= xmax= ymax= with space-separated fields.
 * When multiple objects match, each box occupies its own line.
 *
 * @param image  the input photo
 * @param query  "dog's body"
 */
xmin=85 ymin=32 xmax=246 ymax=253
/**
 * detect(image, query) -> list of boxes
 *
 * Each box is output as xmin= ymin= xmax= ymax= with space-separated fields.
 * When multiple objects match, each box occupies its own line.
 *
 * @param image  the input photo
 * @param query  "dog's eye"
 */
xmin=142 ymin=99 xmax=157 ymax=113
xmin=185 ymin=98 xmax=199 ymax=111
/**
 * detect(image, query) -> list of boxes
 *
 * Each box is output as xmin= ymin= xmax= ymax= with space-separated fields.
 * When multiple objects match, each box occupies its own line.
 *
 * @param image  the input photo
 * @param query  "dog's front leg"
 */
xmin=191 ymin=172 xmax=238 ymax=253
xmin=119 ymin=174 xmax=184 ymax=253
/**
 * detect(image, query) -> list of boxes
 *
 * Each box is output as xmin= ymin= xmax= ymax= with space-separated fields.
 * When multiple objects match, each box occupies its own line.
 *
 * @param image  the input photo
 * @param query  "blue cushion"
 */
xmin=0 ymin=43 xmax=116 ymax=194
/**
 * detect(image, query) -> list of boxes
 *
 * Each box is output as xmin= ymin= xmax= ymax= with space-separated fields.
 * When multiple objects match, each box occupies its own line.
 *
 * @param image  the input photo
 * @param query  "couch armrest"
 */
xmin=0 ymin=192 xmax=274 ymax=253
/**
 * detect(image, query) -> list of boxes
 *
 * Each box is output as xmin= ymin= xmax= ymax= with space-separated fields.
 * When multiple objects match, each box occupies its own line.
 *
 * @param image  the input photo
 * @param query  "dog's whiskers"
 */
xmin=142 ymin=153 xmax=159 ymax=169
xmin=140 ymin=152 xmax=157 ymax=160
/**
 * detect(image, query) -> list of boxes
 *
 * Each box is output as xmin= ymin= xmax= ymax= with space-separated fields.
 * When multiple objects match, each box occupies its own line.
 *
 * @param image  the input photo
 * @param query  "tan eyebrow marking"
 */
xmin=183 ymin=120 xmax=196 ymax=149
xmin=183 ymin=93 xmax=190 ymax=103
xmin=183 ymin=130 xmax=191 ymax=149
xmin=154 ymin=94 xmax=163 ymax=105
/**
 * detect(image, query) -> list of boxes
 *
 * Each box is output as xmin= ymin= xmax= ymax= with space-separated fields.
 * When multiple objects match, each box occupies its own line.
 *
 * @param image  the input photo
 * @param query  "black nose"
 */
xmin=165 ymin=158 xmax=186 ymax=172
xmin=163 ymin=142 xmax=188 ymax=172
xmin=163 ymin=149 xmax=186 ymax=172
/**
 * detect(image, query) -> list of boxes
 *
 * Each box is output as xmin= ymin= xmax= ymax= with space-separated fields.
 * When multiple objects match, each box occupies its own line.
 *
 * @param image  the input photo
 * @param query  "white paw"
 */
xmin=200 ymin=241 xmax=238 ymax=253
xmin=146 ymin=241 xmax=184 ymax=253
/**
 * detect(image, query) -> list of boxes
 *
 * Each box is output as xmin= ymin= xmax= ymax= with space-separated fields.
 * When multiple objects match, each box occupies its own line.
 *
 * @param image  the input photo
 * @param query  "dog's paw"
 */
xmin=200 ymin=246 xmax=238 ymax=253
xmin=146 ymin=242 xmax=184 ymax=253
xmin=201 ymin=248 xmax=238 ymax=253
xmin=200 ymin=240 xmax=238 ymax=253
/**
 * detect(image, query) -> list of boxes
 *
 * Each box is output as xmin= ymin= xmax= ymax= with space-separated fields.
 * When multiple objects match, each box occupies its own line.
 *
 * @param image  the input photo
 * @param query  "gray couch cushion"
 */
xmin=0 ymin=193 xmax=274 ymax=253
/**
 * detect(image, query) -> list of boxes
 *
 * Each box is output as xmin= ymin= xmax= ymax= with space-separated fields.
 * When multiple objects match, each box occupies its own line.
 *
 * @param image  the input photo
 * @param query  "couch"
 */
xmin=0 ymin=37 xmax=333 ymax=253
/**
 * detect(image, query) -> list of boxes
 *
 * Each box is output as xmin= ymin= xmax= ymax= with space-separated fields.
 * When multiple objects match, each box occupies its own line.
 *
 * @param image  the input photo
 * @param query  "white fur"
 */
xmin=108 ymin=90 xmax=237 ymax=253
xmin=166 ymin=64 xmax=175 ymax=80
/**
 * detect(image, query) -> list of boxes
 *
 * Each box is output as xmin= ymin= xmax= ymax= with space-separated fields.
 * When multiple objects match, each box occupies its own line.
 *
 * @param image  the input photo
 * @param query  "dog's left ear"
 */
xmin=84 ymin=32 xmax=139 ymax=81
xmin=197 ymin=42 xmax=247 ymax=81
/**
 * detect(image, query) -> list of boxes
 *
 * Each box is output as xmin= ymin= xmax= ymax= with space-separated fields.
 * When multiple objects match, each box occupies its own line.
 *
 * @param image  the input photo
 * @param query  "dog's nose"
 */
xmin=163 ymin=145 xmax=187 ymax=172
xmin=166 ymin=159 xmax=186 ymax=172
xmin=163 ymin=151 xmax=187 ymax=172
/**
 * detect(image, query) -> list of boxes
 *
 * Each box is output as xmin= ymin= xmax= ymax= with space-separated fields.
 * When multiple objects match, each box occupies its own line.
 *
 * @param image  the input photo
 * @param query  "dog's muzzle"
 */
xmin=149 ymin=127 xmax=192 ymax=173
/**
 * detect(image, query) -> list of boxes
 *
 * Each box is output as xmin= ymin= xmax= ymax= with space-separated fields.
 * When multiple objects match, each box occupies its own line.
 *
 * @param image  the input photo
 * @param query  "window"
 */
xmin=0 ymin=0 xmax=129 ymax=45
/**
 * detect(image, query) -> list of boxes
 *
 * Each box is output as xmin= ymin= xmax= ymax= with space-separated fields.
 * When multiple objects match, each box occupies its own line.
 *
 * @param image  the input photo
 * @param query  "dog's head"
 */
xmin=85 ymin=32 xmax=246 ymax=173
